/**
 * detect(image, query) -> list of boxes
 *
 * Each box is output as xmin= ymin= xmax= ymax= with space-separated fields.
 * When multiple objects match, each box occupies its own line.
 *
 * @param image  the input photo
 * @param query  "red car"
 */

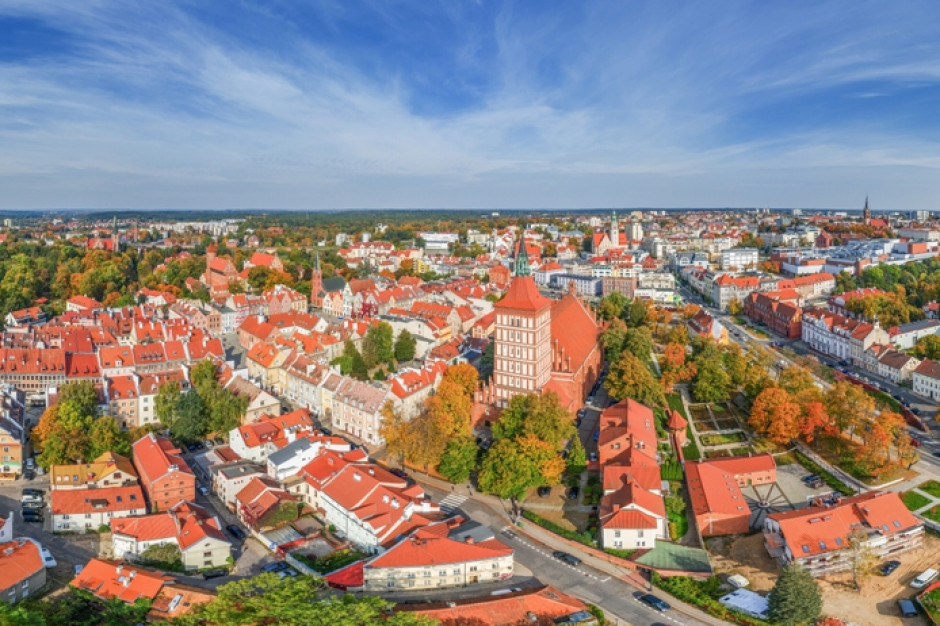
xmin=911 ymin=437 xmax=922 ymax=447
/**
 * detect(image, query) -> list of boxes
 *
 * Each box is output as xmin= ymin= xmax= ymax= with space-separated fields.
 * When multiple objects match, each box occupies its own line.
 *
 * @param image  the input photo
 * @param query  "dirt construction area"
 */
xmin=709 ymin=533 xmax=940 ymax=625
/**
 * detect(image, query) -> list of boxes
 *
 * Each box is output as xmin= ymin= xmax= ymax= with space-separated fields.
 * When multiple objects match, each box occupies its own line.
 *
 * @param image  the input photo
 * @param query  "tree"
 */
xmin=566 ymin=436 xmax=587 ymax=474
xmin=87 ymin=416 xmax=132 ymax=460
xmin=846 ymin=527 xmax=878 ymax=591
xmin=605 ymin=352 xmax=666 ymax=407
xmin=825 ymin=381 xmax=875 ymax=438
xmin=437 ymin=436 xmax=478 ymax=483
xmin=362 ymin=321 xmax=394 ymax=367
xmin=155 ymin=381 xmax=182 ymax=425
xmin=441 ymin=363 xmax=479 ymax=399
xmin=600 ymin=318 xmax=628 ymax=364
xmin=166 ymin=391 xmax=207 ymax=443
xmin=799 ymin=402 xmax=834 ymax=446
xmin=627 ymin=297 xmax=648 ymax=327
xmin=728 ymin=297 xmax=742 ymax=316
xmin=767 ymin=563 xmax=822 ymax=626
xmin=58 ymin=381 xmax=99 ymax=419
xmin=596 ymin=292 xmax=627 ymax=321
xmin=749 ymin=388 xmax=801 ymax=445
xmin=623 ymin=326 xmax=653 ymax=362
xmin=914 ymin=334 xmax=940 ymax=360
xmin=778 ymin=365 xmax=816 ymax=396
xmin=491 ymin=392 xmax=574 ymax=450
xmin=332 ymin=339 xmax=369 ymax=379
xmin=427 ymin=379 xmax=474 ymax=438
xmin=393 ymin=329 xmax=417 ymax=362
xmin=691 ymin=356 xmax=731 ymax=403
xmin=478 ymin=435 xmax=561 ymax=499
xmin=172 ymin=573 xmax=435 ymax=626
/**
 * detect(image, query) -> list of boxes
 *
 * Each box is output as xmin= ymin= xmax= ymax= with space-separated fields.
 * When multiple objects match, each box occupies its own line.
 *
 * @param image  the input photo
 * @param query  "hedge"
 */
xmin=521 ymin=510 xmax=595 ymax=547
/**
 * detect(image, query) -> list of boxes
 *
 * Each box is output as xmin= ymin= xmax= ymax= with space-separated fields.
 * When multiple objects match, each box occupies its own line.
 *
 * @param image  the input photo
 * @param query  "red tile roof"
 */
xmin=366 ymin=521 xmax=512 ymax=569
xmin=496 ymin=275 xmax=551 ymax=312
xmin=51 ymin=485 xmax=146 ymax=515
xmin=402 ymin=584 xmax=587 ymax=625
xmin=0 ymin=540 xmax=44 ymax=591
xmin=132 ymin=433 xmax=194 ymax=484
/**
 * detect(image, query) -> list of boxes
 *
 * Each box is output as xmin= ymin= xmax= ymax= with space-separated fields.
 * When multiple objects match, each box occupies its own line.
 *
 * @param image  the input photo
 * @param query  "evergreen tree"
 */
xmin=393 ymin=329 xmax=417 ymax=362
xmin=768 ymin=563 xmax=822 ymax=626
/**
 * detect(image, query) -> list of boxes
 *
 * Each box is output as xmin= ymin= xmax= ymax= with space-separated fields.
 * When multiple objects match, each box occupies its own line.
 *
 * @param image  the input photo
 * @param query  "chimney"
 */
xmin=464 ymin=536 xmax=474 ymax=544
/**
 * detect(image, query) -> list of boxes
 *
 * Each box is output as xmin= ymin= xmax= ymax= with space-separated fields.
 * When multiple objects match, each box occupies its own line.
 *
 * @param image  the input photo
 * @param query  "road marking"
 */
xmin=439 ymin=493 xmax=468 ymax=513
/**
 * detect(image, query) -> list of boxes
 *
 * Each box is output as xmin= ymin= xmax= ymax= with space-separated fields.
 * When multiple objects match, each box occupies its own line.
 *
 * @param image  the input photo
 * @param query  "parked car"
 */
xmin=911 ymin=437 xmax=922 ymax=448
xmin=23 ymin=469 xmax=35 ymax=480
xmin=537 ymin=486 xmax=551 ymax=498
xmin=389 ymin=468 xmax=409 ymax=480
xmin=25 ymin=457 xmax=35 ymax=471
xmin=278 ymin=568 xmax=299 ymax=578
xmin=262 ymin=561 xmax=289 ymax=573
xmin=73 ymin=564 xmax=84 ymax=577
xmin=639 ymin=594 xmax=671 ymax=612
xmin=225 ymin=524 xmax=247 ymax=540
xmin=577 ymin=409 xmax=587 ymax=418
xmin=186 ymin=443 xmax=198 ymax=452
xmin=203 ymin=439 xmax=214 ymax=449
xmin=567 ymin=486 xmax=580 ymax=500
xmin=194 ymin=441 xmax=205 ymax=451
xmin=21 ymin=500 xmax=44 ymax=510
xmin=202 ymin=568 xmax=228 ymax=580
xmin=880 ymin=560 xmax=901 ymax=576
xmin=898 ymin=598 xmax=919 ymax=618
xmin=588 ymin=451 xmax=598 ymax=462
xmin=22 ymin=512 xmax=43 ymax=523
xmin=20 ymin=494 xmax=42 ymax=504
xmin=552 ymin=551 xmax=581 ymax=566
xmin=911 ymin=568 xmax=938 ymax=589
xmin=801 ymin=474 xmax=820 ymax=484
xmin=40 ymin=548 xmax=57 ymax=568
xmin=21 ymin=488 xmax=44 ymax=497
xmin=213 ymin=437 xmax=225 ymax=446
xmin=587 ymin=395 xmax=595 ymax=405
xmin=198 ymin=485 xmax=210 ymax=496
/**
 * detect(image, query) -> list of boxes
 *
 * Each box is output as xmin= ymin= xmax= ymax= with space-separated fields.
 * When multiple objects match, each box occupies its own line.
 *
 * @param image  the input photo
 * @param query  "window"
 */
xmin=204 ymin=551 xmax=212 ymax=557
xmin=614 ymin=530 xmax=621 ymax=538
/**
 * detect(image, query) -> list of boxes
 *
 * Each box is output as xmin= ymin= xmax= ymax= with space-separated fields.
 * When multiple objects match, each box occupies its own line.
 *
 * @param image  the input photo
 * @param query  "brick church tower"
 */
xmin=310 ymin=251 xmax=323 ymax=308
xmin=489 ymin=241 xmax=553 ymax=408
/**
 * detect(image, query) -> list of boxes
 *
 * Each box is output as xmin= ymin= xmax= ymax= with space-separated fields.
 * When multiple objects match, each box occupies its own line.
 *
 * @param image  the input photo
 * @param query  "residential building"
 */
xmin=687 ymin=309 xmax=729 ymax=344
xmin=330 ymin=377 xmax=391 ymax=446
xmin=913 ymin=360 xmax=940 ymax=401
xmin=0 ymin=539 xmax=46 ymax=604
xmin=0 ymin=386 xmax=25 ymax=479
xmin=51 ymin=484 xmax=147 ymax=531
xmin=110 ymin=501 xmax=231 ymax=570
xmin=763 ymin=491 xmax=923 ymax=577
xmin=227 ymin=409 xmax=317 ymax=463
xmin=720 ymin=248 xmax=758 ymax=271
xmin=888 ymin=319 xmax=940 ymax=350
xmin=743 ymin=291 xmax=802 ymax=339
xmin=50 ymin=452 xmax=138 ymax=491
xmin=71 ymin=559 xmax=214 ymax=621
xmin=399 ymin=585 xmax=594 ymax=626
xmin=210 ymin=461 xmax=266 ymax=511
xmin=360 ymin=519 xmax=513 ymax=591
xmin=132 ymin=434 xmax=197 ymax=512
xmin=877 ymin=350 xmax=921 ymax=384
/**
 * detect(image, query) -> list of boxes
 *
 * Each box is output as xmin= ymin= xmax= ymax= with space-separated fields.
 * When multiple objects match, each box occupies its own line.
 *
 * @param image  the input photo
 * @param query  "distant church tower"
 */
xmin=310 ymin=251 xmax=323 ymax=308
xmin=863 ymin=196 xmax=872 ymax=225
xmin=111 ymin=215 xmax=119 ymax=252
xmin=610 ymin=210 xmax=620 ymax=248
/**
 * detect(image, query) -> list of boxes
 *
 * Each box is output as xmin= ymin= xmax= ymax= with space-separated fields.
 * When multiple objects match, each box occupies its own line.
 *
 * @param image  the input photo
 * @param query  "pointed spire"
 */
xmin=514 ymin=239 xmax=531 ymax=277
xmin=315 ymin=251 xmax=321 ymax=271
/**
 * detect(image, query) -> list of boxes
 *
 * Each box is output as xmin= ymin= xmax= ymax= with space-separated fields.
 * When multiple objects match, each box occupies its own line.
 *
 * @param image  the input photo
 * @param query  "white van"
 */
xmin=911 ymin=568 xmax=938 ymax=589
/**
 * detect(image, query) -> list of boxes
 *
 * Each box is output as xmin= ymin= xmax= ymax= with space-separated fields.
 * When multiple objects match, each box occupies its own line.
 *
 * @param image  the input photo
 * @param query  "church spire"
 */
xmin=514 ymin=239 xmax=531 ymax=277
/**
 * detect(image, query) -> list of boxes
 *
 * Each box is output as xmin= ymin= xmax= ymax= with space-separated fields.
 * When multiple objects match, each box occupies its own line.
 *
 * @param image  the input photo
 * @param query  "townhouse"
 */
xmin=210 ymin=460 xmax=266 ymax=511
xmin=0 ymin=386 xmax=25 ymax=478
xmin=876 ymin=350 xmax=921 ymax=384
xmin=687 ymin=310 xmax=729 ymax=345
xmin=0 ymin=539 xmax=47 ymax=603
xmin=266 ymin=434 xmax=351 ymax=481
xmin=51 ymin=484 xmax=147 ymax=532
xmin=743 ymin=290 xmax=803 ymax=339
xmin=763 ymin=491 xmax=923 ymax=577
xmin=387 ymin=361 xmax=447 ymax=420
xmin=227 ymin=409 xmax=317 ymax=463
xmin=888 ymin=319 xmax=940 ymax=350
xmin=110 ymin=501 xmax=231 ymax=570
xmin=132 ymin=434 xmax=197 ymax=513
xmin=330 ymin=377 xmax=392 ymax=446
xmin=50 ymin=452 xmax=138 ymax=490
xmin=801 ymin=308 xmax=889 ymax=366
xmin=596 ymin=399 xmax=668 ymax=551
xmin=361 ymin=519 xmax=513 ymax=591
xmin=913 ymin=360 xmax=940 ymax=401
xmin=234 ymin=476 xmax=299 ymax=531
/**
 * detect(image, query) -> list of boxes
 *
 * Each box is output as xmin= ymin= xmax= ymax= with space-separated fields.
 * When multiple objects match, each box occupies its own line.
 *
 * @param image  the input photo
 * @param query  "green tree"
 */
xmin=58 ymin=381 xmax=100 ymax=419
xmin=566 ymin=436 xmax=587 ymax=474
xmin=171 ymin=573 xmax=435 ymax=626
xmin=601 ymin=318 xmax=628 ymax=364
xmin=914 ymin=334 xmax=940 ymax=360
xmin=478 ymin=435 xmax=563 ymax=499
xmin=596 ymin=292 xmax=628 ymax=321
xmin=362 ymin=321 xmax=394 ymax=367
xmin=393 ymin=329 xmax=417 ymax=362
xmin=692 ymin=356 xmax=731 ymax=403
xmin=332 ymin=340 xmax=369 ymax=379
xmin=437 ymin=436 xmax=478 ymax=483
xmin=166 ymin=391 xmax=208 ymax=443
xmin=767 ymin=563 xmax=822 ymax=626
xmin=627 ymin=297 xmax=648 ymax=327
xmin=491 ymin=392 xmax=574 ymax=450
xmin=623 ymin=326 xmax=653 ymax=362
xmin=87 ymin=416 xmax=132 ymax=459
xmin=604 ymin=352 xmax=666 ymax=407
xmin=155 ymin=381 xmax=182 ymax=425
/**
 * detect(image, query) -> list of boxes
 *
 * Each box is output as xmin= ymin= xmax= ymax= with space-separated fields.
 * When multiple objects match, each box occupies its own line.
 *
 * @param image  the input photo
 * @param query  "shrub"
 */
xmin=521 ymin=510 xmax=595 ymax=547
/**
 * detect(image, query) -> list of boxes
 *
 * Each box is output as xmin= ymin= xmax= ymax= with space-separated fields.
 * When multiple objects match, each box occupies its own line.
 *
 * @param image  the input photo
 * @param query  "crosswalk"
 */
xmin=439 ymin=493 xmax=468 ymax=514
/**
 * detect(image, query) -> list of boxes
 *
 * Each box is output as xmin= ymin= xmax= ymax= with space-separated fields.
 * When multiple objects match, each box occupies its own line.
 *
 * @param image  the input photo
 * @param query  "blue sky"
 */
xmin=2 ymin=1 xmax=940 ymax=210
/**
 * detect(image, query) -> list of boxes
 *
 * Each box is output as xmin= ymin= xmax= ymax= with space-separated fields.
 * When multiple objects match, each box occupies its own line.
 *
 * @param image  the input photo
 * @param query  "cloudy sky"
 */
xmin=2 ymin=1 xmax=940 ymax=210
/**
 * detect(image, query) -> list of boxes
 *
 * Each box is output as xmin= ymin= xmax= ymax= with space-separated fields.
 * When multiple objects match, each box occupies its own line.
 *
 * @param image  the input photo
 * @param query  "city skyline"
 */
xmin=2 ymin=1 xmax=940 ymax=210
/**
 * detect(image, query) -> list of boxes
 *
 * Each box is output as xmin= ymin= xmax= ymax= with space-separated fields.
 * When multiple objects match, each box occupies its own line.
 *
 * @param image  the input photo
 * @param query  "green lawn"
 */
xmin=700 ymin=432 xmax=747 ymax=446
xmin=922 ymin=506 xmax=940 ymax=525
xmin=903 ymin=491 xmax=931 ymax=512
xmin=920 ymin=480 xmax=940 ymax=499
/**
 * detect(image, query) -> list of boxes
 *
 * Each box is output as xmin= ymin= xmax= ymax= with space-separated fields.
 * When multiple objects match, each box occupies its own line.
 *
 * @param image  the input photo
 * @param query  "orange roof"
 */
xmin=550 ymin=292 xmax=600 ymax=372
xmin=403 ymin=585 xmax=587 ymax=625
xmin=0 ymin=540 xmax=44 ymax=591
xmin=496 ymin=275 xmax=551 ymax=312
xmin=366 ymin=521 xmax=511 ymax=569
xmin=72 ymin=559 xmax=172 ymax=604
xmin=111 ymin=513 xmax=177 ymax=542
xmin=132 ymin=433 xmax=194 ymax=484
xmin=768 ymin=491 xmax=920 ymax=559
xmin=51 ymin=485 xmax=146 ymax=515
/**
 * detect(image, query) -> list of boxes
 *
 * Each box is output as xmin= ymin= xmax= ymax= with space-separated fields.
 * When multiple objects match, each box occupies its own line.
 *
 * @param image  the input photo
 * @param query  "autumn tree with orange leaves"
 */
xmin=749 ymin=387 xmax=802 ymax=445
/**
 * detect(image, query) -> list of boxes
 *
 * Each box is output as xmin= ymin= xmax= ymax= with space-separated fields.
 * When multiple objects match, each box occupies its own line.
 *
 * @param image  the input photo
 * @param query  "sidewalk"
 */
xmin=410 ymin=471 xmax=728 ymax=626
